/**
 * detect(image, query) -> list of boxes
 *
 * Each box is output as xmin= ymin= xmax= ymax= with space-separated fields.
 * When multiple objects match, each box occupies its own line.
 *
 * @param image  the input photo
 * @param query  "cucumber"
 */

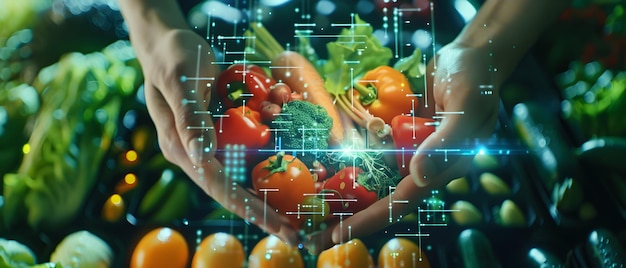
xmin=512 ymin=102 xmax=577 ymax=190
xmin=526 ymin=247 xmax=565 ymax=267
xmin=584 ymin=229 xmax=626 ymax=268
xmin=457 ymin=229 xmax=501 ymax=268
xmin=137 ymin=169 xmax=176 ymax=216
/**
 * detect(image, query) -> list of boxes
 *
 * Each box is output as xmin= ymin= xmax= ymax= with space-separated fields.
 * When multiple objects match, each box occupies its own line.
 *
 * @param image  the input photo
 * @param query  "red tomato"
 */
xmin=322 ymin=167 xmax=378 ymax=218
xmin=259 ymin=101 xmax=282 ymax=123
xmin=268 ymin=82 xmax=292 ymax=106
xmin=251 ymin=152 xmax=316 ymax=229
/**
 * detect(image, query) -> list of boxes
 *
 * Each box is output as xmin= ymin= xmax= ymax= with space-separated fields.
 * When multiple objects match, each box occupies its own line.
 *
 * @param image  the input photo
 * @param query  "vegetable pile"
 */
xmin=1 ymin=40 xmax=142 ymax=231
xmin=210 ymin=15 xmax=436 ymax=234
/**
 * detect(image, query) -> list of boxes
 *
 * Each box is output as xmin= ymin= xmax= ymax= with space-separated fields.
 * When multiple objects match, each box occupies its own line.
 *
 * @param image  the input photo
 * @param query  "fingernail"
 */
xmin=331 ymin=226 xmax=342 ymax=244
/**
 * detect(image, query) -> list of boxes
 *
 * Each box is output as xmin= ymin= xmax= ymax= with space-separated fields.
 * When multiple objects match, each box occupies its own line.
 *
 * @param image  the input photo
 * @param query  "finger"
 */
xmin=415 ymin=59 xmax=437 ymax=118
xmin=145 ymin=81 xmax=300 ymax=246
xmin=411 ymin=90 xmax=499 ymax=187
xmin=303 ymin=222 xmax=335 ymax=255
xmin=178 ymin=158 xmax=301 ymax=246
xmin=143 ymin=82 xmax=189 ymax=166
xmin=157 ymin=44 xmax=219 ymax=166
xmin=330 ymin=175 xmax=435 ymax=245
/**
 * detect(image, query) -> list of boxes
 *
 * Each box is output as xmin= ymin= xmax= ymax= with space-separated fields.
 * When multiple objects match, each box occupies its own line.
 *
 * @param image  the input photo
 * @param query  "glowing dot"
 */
xmin=125 ymin=150 xmax=138 ymax=162
xmin=124 ymin=173 xmax=137 ymax=184
xmin=110 ymin=194 xmax=122 ymax=205
xmin=22 ymin=143 xmax=30 ymax=154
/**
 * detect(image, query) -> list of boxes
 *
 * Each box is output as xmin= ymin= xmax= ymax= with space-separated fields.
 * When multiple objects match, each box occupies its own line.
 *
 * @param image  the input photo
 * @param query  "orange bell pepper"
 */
xmin=354 ymin=66 xmax=418 ymax=124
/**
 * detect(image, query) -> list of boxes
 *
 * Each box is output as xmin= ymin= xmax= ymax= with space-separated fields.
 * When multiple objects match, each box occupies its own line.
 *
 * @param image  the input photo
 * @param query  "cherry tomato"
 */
xmin=252 ymin=152 xmax=316 ymax=229
xmin=378 ymin=238 xmax=431 ymax=268
xmin=322 ymin=167 xmax=378 ymax=217
xmin=248 ymin=235 xmax=304 ymax=268
xmin=192 ymin=233 xmax=245 ymax=268
xmin=130 ymin=227 xmax=189 ymax=268
xmin=300 ymin=196 xmax=330 ymax=233
xmin=317 ymin=238 xmax=374 ymax=268
xmin=268 ymin=82 xmax=292 ymax=106
xmin=260 ymin=101 xmax=282 ymax=123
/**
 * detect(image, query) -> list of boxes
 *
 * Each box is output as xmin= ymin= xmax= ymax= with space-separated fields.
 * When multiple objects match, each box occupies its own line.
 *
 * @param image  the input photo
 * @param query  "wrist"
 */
xmin=118 ymin=0 xmax=189 ymax=57
xmin=453 ymin=0 xmax=569 ymax=85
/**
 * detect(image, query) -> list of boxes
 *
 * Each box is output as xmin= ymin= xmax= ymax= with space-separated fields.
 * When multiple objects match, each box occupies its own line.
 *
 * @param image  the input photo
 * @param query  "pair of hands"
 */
xmin=138 ymin=28 xmax=501 ymax=253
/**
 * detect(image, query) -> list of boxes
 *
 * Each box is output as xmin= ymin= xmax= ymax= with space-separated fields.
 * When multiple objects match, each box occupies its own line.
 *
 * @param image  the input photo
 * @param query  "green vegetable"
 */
xmin=559 ymin=61 xmax=626 ymax=139
xmin=526 ymin=248 xmax=564 ymax=267
xmin=0 ymin=82 xmax=39 ymax=177
xmin=269 ymin=100 xmax=333 ymax=166
xmin=552 ymin=177 xmax=584 ymax=215
xmin=472 ymin=153 xmax=500 ymax=170
xmin=0 ymin=0 xmax=51 ymax=43
xmin=457 ymin=229 xmax=500 ymax=268
xmin=137 ymin=169 xmax=196 ymax=224
xmin=393 ymin=47 xmax=427 ymax=95
xmin=0 ymin=238 xmax=36 ymax=267
xmin=479 ymin=172 xmax=512 ymax=196
xmin=1 ymin=41 xmax=142 ymax=231
xmin=584 ymin=229 xmax=626 ymax=268
xmin=50 ymin=230 xmax=113 ymax=268
xmin=497 ymin=199 xmax=527 ymax=227
xmin=451 ymin=200 xmax=483 ymax=226
xmin=322 ymin=14 xmax=393 ymax=98
xmin=446 ymin=177 xmax=471 ymax=194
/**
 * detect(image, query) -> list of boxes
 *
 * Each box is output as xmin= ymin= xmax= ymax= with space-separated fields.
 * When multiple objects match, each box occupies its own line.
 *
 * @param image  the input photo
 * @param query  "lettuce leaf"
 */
xmin=322 ymin=15 xmax=393 ymax=96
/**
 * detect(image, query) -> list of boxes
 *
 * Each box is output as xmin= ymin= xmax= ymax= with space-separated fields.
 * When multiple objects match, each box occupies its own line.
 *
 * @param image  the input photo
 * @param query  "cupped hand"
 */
xmin=306 ymin=41 xmax=503 ymax=254
xmin=137 ymin=29 xmax=299 ymax=245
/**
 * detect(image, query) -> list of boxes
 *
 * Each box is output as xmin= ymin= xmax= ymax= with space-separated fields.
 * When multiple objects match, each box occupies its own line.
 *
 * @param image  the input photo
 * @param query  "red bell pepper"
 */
xmin=390 ymin=114 xmax=436 ymax=177
xmin=321 ymin=167 xmax=378 ymax=217
xmin=216 ymin=64 xmax=275 ymax=111
xmin=215 ymin=106 xmax=271 ymax=157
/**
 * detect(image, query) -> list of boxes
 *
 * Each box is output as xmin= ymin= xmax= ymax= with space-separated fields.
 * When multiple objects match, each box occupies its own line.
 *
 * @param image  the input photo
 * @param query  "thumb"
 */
xmin=157 ymin=44 xmax=218 ymax=167
xmin=409 ymin=116 xmax=478 ymax=189
xmin=172 ymin=74 xmax=216 ymax=167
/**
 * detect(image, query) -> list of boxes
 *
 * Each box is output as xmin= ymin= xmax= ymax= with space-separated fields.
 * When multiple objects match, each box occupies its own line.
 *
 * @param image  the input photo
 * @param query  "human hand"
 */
xmin=136 ymin=29 xmax=299 ymax=245
xmin=305 ymin=41 xmax=502 ymax=253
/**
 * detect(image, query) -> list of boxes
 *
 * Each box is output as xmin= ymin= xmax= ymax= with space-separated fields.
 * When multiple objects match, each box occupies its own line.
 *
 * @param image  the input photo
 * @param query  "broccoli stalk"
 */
xmin=269 ymin=100 xmax=333 ymax=166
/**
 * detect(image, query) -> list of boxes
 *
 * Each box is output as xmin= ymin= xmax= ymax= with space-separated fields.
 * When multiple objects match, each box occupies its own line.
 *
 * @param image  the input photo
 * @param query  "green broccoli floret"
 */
xmin=269 ymin=100 xmax=333 ymax=166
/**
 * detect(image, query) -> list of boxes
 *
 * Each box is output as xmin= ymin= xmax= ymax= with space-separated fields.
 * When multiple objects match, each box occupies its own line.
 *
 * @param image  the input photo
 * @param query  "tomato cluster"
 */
xmin=250 ymin=151 xmax=380 ymax=232
xmin=129 ymin=227 xmax=431 ymax=268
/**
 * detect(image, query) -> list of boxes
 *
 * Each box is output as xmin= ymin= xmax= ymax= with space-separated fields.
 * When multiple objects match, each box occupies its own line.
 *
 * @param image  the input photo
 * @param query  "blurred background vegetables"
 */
xmin=2 ymin=40 xmax=142 ymax=231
